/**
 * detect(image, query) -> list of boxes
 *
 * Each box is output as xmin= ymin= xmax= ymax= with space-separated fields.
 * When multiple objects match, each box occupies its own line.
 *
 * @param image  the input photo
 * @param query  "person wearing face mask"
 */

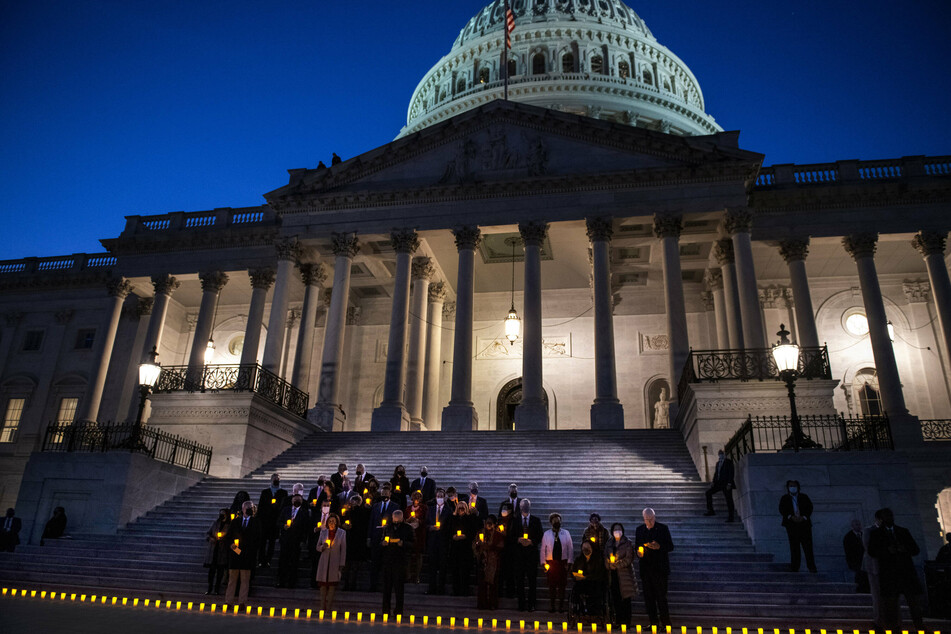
xmin=353 ymin=464 xmax=374 ymax=499
xmin=497 ymin=500 xmax=517 ymax=599
xmin=778 ymin=479 xmax=817 ymax=573
xmin=426 ymin=487 xmax=453 ymax=595
xmin=500 ymin=483 xmax=521 ymax=516
xmin=276 ymin=494 xmax=309 ymax=588
xmin=466 ymin=482 xmax=489 ymax=521
xmin=369 ymin=482 xmax=397 ymax=592
xmin=634 ymin=508 xmax=674 ymax=628
xmin=515 ymin=498 xmax=544 ymax=612
xmin=343 ymin=494 xmax=371 ymax=591
xmin=582 ymin=513 xmax=610 ymax=562
xmin=330 ymin=463 xmax=348 ymax=495
xmin=703 ymin=448 xmax=736 ymax=522
xmin=605 ymin=522 xmax=637 ymax=629
xmin=867 ymin=507 xmax=924 ymax=631
xmin=307 ymin=475 xmax=327 ymax=511
xmin=540 ymin=512 xmax=573 ymax=613
xmin=406 ymin=491 xmax=428 ymax=584
xmin=390 ymin=465 xmax=410 ymax=509
xmin=225 ymin=500 xmax=261 ymax=609
xmin=229 ymin=490 xmax=250 ymax=518
xmin=472 ymin=514 xmax=506 ymax=610
xmin=309 ymin=498 xmax=335 ymax=588
xmin=570 ymin=541 xmax=606 ymax=621
xmin=203 ymin=508 xmax=231 ymax=595
xmin=316 ymin=480 xmax=339 ymax=515
xmin=257 ymin=473 xmax=287 ymax=568
xmin=316 ymin=514 xmax=347 ymax=612
xmin=411 ymin=467 xmax=436 ymax=504
xmin=448 ymin=501 xmax=476 ymax=596
xmin=381 ymin=509 xmax=415 ymax=617
xmin=843 ymin=518 xmax=869 ymax=593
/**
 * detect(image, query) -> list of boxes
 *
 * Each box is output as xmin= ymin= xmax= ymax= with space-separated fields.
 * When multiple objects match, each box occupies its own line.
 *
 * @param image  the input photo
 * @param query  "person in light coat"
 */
xmin=540 ymin=512 xmax=573 ymax=613
xmin=316 ymin=514 xmax=347 ymax=612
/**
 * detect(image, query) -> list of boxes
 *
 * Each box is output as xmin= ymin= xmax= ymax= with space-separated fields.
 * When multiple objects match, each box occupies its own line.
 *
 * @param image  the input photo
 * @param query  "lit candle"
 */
xmin=234 ymin=539 xmax=239 ymax=546
xmin=317 ymin=521 xmax=322 ymax=528
xmin=411 ymin=511 xmax=415 ymax=518
xmin=498 ymin=525 xmax=504 ymax=532
xmin=523 ymin=532 xmax=528 ymax=540
xmin=271 ymin=498 xmax=276 ymax=504
xmin=341 ymin=507 xmax=347 ymax=515
xmin=311 ymin=499 xmax=317 ymax=507
xmin=325 ymin=539 xmax=331 ymax=546
xmin=638 ymin=546 xmax=645 ymax=557
xmin=286 ymin=519 xmax=292 ymax=528
xmin=479 ymin=533 xmax=484 ymax=541
xmin=457 ymin=529 xmax=463 ymax=537
xmin=216 ymin=532 xmax=223 ymax=538
xmin=610 ymin=554 xmax=616 ymax=563
xmin=363 ymin=488 xmax=368 ymax=495
xmin=384 ymin=536 xmax=390 ymax=543
xmin=576 ymin=569 xmax=583 ymax=575
xmin=396 ymin=485 xmax=401 ymax=491
xmin=230 ymin=513 xmax=235 ymax=520
xmin=382 ymin=519 xmax=387 ymax=526
xmin=435 ymin=521 xmax=441 ymax=528
xmin=590 ymin=536 xmax=596 ymax=543
xmin=544 ymin=563 xmax=550 ymax=571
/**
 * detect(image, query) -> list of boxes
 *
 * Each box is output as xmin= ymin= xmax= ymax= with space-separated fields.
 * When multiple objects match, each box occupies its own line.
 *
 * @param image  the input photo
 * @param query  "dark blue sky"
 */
xmin=1 ymin=1 xmax=949 ymax=261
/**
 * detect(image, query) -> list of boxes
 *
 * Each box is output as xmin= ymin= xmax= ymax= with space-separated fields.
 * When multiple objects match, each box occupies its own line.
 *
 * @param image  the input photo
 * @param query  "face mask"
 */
xmin=436 ymin=496 xmax=444 ymax=503
xmin=470 ymin=490 xmax=478 ymax=496
xmin=510 ymin=491 xmax=517 ymax=498
xmin=293 ymin=500 xmax=302 ymax=508
xmin=718 ymin=453 xmax=724 ymax=460
xmin=356 ymin=471 xmax=363 ymax=477
xmin=421 ymin=471 xmax=427 ymax=477
xmin=501 ymin=510 xmax=509 ymax=517
xmin=613 ymin=530 xmax=623 ymax=540
xmin=382 ymin=493 xmax=390 ymax=500
xmin=219 ymin=513 xmax=226 ymax=520
xmin=244 ymin=508 xmax=252 ymax=516
xmin=552 ymin=522 xmax=561 ymax=530
xmin=272 ymin=481 xmax=280 ymax=487
xmin=397 ymin=469 xmax=405 ymax=475
xmin=788 ymin=487 xmax=798 ymax=494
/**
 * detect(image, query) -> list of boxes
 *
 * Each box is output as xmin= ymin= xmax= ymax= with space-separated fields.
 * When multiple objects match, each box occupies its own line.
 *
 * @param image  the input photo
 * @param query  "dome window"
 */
xmin=507 ymin=59 xmax=517 ymax=78
xmin=663 ymin=79 xmax=671 ymax=92
xmin=479 ymin=67 xmax=490 ymax=84
xmin=532 ymin=53 xmax=546 ymax=75
xmin=618 ymin=61 xmax=630 ymax=79
xmin=591 ymin=55 xmax=603 ymax=75
xmin=457 ymin=78 xmax=467 ymax=93
xmin=642 ymin=69 xmax=653 ymax=86
xmin=561 ymin=53 xmax=574 ymax=73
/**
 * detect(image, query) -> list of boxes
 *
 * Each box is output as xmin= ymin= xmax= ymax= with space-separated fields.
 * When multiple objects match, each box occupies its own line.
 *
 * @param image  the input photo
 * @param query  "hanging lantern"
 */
xmin=504 ymin=305 xmax=520 ymax=343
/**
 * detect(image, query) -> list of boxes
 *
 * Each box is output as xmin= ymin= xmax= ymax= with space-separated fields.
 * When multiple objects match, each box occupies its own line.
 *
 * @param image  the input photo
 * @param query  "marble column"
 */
xmin=515 ymin=221 xmax=550 ymax=430
xmin=422 ymin=282 xmax=448 ymax=430
xmin=406 ymin=257 xmax=435 ymax=430
xmin=724 ymin=208 xmax=766 ymax=348
xmin=291 ymin=263 xmax=327 ymax=394
xmin=240 ymin=268 xmax=275 ymax=366
xmin=313 ymin=232 xmax=359 ymax=431
xmin=902 ymin=281 xmax=951 ymax=418
xmin=912 ymin=231 xmax=951 ymax=366
xmin=262 ymin=239 xmax=300 ymax=375
xmin=713 ymin=239 xmax=744 ymax=349
xmin=703 ymin=269 xmax=729 ymax=349
xmin=586 ymin=217 xmax=624 ymax=429
xmin=843 ymin=233 xmax=920 ymax=445
xmin=371 ymin=229 xmax=419 ymax=432
xmin=443 ymin=226 xmax=482 ymax=431
xmin=778 ymin=238 xmax=820 ymax=348
xmin=654 ymin=214 xmax=689 ymax=415
xmin=187 ymin=271 xmax=228 ymax=374
xmin=141 ymin=275 xmax=180 ymax=363
xmin=77 ymin=277 xmax=134 ymax=422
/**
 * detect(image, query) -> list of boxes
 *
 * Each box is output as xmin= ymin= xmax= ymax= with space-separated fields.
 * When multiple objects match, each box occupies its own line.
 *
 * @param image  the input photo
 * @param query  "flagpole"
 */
xmin=503 ymin=0 xmax=509 ymax=101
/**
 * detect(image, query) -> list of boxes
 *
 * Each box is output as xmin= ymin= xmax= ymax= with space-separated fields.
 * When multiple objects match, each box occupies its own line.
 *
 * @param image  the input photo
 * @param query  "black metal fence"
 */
xmin=42 ymin=422 xmax=212 ymax=474
xmin=677 ymin=346 xmax=832 ymax=403
xmin=919 ymin=419 xmax=951 ymax=441
xmin=725 ymin=413 xmax=894 ymax=463
xmin=154 ymin=364 xmax=308 ymax=419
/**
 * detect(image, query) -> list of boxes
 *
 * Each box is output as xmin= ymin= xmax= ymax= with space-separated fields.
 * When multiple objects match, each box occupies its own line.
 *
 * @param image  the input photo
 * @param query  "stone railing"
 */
xmin=755 ymin=155 xmax=950 ymax=187
xmin=120 ymin=206 xmax=275 ymax=237
xmin=0 ymin=253 xmax=117 ymax=275
xmin=919 ymin=419 xmax=951 ymax=441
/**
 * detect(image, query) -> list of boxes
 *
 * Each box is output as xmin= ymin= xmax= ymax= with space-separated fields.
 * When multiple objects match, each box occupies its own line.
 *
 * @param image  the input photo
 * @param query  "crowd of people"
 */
xmin=204 ymin=464 xmax=675 ymax=628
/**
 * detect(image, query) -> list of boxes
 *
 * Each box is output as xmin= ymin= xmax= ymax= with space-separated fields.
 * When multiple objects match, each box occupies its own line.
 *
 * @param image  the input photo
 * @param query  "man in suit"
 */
xmin=225 ymin=500 xmax=261 ymax=608
xmin=257 ymin=473 xmax=287 ymax=568
xmin=0 ymin=508 xmax=22 ymax=552
xmin=426 ymin=487 xmax=453 ymax=595
xmin=276 ymin=494 xmax=309 ymax=588
xmin=514 ymin=498 xmax=544 ymax=612
xmin=842 ymin=519 xmax=869 ymax=593
xmin=466 ymin=481 xmax=489 ymax=521
xmin=369 ymin=482 xmax=397 ymax=591
xmin=411 ymin=466 xmax=436 ymax=504
xmin=330 ymin=463 xmax=348 ymax=495
xmin=635 ymin=507 xmax=675 ymax=628
xmin=703 ymin=448 xmax=736 ymax=522
xmin=778 ymin=479 xmax=817 ymax=572
xmin=381 ymin=509 xmax=415 ymax=616
xmin=867 ymin=507 xmax=925 ymax=631
xmin=307 ymin=475 xmax=327 ymax=511
xmin=500 ymin=482 xmax=521 ymax=516
xmin=353 ymin=464 xmax=374 ymax=499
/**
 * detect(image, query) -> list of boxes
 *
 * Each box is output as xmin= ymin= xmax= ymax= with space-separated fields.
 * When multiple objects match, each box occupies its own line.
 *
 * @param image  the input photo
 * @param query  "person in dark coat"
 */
xmin=410 ymin=467 xmax=436 ymax=504
xmin=582 ymin=513 xmax=610 ymax=562
xmin=448 ymin=501 xmax=475 ymax=596
xmin=343 ymin=494 xmax=370 ymax=591
xmin=381 ymin=509 xmax=415 ymax=616
xmin=843 ymin=519 xmax=869 ymax=593
xmin=703 ymin=448 xmax=736 ymax=522
xmin=390 ymin=465 xmax=410 ymax=509
xmin=203 ymin=508 xmax=231 ymax=594
xmin=867 ymin=508 xmax=924 ymax=631
xmin=229 ymin=491 xmax=250 ymax=518
xmin=225 ymin=501 xmax=261 ymax=607
xmin=307 ymin=475 xmax=327 ymax=512
xmin=936 ymin=532 xmax=951 ymax=563
xmin=406 ymin=491 xmax=428 ymax=584
xmin=40 ymin=506 xmax=67 ymax=545
xmin=465 ymin=482 xmax=489 ymax=522
xmin=474 ymin=514 xmax=506 ymax=610
xmin=257 ymin=473 xmax=287 ymax=567
xmin=634 ymin=507 xmax=674 ymax=628
xmin=514 ymin=498 xmax=544 ymax=612
xmin=605 ymin=522 xmax=638 ymax=628
xmin=369 ymin=482 xmax=398 ymax=592
xmin=778 ymin=479 xmax=816 ymax=572
xmin=426 ymin=487 xmax=453 ymax=595
xmin=1 ymin=508 xmax=22 ymax=552
xmin=351 ymin=464 xmax=373 ymax=498
xmin=276 ymin=494 xmax=309 ymax=588
xmin=497 ymin=500 xmax=517 ymax=599
xmin=572 ymin=541 xmax=607 ymax=619
xmin=330 ymin=463 xmax=348 ymax=495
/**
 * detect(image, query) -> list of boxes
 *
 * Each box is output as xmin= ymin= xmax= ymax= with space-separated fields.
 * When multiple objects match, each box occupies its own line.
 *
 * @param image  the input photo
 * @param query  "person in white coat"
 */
xmin=540 ymin=512 xmax=574 ymax=613
xmin=316 ymin=514 xmax=347 ymax=613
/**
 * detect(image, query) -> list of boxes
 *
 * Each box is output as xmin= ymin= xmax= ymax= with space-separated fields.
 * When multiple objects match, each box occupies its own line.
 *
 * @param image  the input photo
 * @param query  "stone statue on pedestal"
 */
xmin=654 ymin=387 xmax=670 ymax=429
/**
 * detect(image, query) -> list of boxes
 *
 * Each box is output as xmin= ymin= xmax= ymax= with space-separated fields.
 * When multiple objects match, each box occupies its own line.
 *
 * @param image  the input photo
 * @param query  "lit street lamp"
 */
xmin=772 ymin=324 xmax=820 ymax=452
xmin=134 ymin=346 xmax=162 ymax=442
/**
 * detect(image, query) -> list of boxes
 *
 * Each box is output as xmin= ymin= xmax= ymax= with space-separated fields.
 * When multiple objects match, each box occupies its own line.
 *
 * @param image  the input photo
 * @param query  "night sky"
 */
xmin=1 ymin=1 xmax=949 ymax=261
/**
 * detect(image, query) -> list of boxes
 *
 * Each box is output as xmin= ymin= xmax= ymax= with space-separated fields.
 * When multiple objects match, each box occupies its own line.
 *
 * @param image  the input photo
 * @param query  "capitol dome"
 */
xmin=398 ymin=0 xmax=721 ymax=138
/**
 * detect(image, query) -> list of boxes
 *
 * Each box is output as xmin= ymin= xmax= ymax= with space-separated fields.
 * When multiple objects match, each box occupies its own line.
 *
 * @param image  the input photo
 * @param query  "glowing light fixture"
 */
xmin=504 ymin=236 xmax=521 ymax=344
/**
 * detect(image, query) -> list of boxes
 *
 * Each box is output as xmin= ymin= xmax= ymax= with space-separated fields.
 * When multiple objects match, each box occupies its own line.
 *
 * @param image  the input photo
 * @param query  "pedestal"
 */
xmin=441 ymin=403 xmax=479 ymax=431
xmin=308 ymin=403 xmax=347 ymax=432
xmin=371 ymin=404 xmax=411 ymax=432
xmin=514 ymin=398 xmax=548 ymax=431
xmin=590 ymin=402 xmax=625 ymax=430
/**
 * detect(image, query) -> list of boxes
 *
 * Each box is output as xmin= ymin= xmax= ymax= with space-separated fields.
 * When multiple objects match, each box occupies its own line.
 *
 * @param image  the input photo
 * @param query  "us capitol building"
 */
xmin=1 ymin=0 xmax=949 ymax=571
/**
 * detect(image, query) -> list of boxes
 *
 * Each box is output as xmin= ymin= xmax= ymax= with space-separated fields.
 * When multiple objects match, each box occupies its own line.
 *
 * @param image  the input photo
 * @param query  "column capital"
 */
xmin=443 ymin=301 xmax=457 ymax=322
xmin=136 ymin=296 xmax=154 ymax=317
xmin=700 ymin=291 xmax=715 ymax=311
xmin=778 ymin=237 xmax=810 ymax=263
xmin=842 ymin=233 xmax=879 ymax=260
xmin=249 ymin=267 xmax=276 ymax=290
xmin=652 ymin=214 xmax=682 ymax=239
xmin=428 ymin=281 xmax=448 ymax=302
xmin=903 ymin=280 xmax=931 ymax=304
xmin=199 ymin=270 xmax=229 ymax=292
xmin=585 ymin=216 xmax=614 ymax=242
xmin=321 ymin=287 xmax=334 ymax=308
xmin=703 ymin=268 xmax=723 ymax=290
xmin=411 ymin=256 xmax=436 ymax=280
xmin=452 ymin=226 xmax=482 ymax=251
xmin=390 ymin=229 xmax=420 ymax=254
xmin=106 ymin=277 xmax=134 ymax=298
xmin=911 ymin=230 xmax=948 ymax=257
xmin=346 ymin=306 xmax=362 ymax=326
xmin=713 ymin=238 xmax=735 ymax=265
xmin=722 ymin=207 xmax=753 ymax=235
xmin=151 ymin=274 xmax=181 ymax=296
xmin=275 ymin=238 xmax=302 ymax=262
xmin=298 ymin=262 xmax=327 ymax=287
xmin=331 ymin=231 xmax=360 ymax=258
xmin=518 ymin=221 xmax=549 ymax=246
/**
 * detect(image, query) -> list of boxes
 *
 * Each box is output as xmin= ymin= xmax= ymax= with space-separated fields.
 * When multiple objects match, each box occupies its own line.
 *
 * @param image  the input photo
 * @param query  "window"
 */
xmin=532 ymin=53 xmax=546 ymax=75
xmin=591 ymin=55 xmax=603 ymax=75
xmin=75 ymin=328 xmax=96 ymax=350
xmin=618 ymin=61 xmax=630 ymax=79
xmin=507 ymin=59 xmax=516 ymax=78
xmin=56 ymin=397 xmax=79 ymax=424
xmin=0 ymin=398 xmax=24 ymax=443
xmin=457 ymin=77 xmax=467 ymax=93
xmin=23 ymin=330 xmax=43 ymax=351
xmin=642 ymin=69 xmax=653 ymax=85
xmin=479 ymin=67 xmax=490 ymax=84
xmin=561 ymin=53 xmax=574 ymax=73
xmin=663 ymin=80 xmax=671 ymax=92
xmin=854 ymin=369 xmax=882 ymax=418
xmin=844 ymin=311 xmax=869 ymax=336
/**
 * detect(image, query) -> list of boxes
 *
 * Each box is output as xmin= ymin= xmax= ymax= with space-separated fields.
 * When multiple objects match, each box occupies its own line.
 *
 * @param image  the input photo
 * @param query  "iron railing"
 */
xmin=677 ymin=346 xmax=832 ymax=403
xmin=919 ymin=419 xmax=951 ymax=441
xmin=42 ymin=422 xmax=212 ymax=474
xmin=154 ymin=364 xmax=309 ymax=419
xmin=724 ymin=413 xmax=893 ymax=463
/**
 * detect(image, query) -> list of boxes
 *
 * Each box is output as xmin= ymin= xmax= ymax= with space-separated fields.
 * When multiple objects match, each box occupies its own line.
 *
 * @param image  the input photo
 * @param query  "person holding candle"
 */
xmin=343 ymin=494 xmax=370 ymax=591
xmin=203 ymin=508 xmax=231 ymax=595
xmin=306 ymin=475 xmax=327 ymax=510
xmin=473 ymin=514 xmax=506 ymax=610
xmin=330 ymin=463 xmax=348 ymax=495
xmin=448 ymin=500 xmax=475 ymax=596
xmin=381 ymin=509 xmax=415 ymax=617
xmin=390 ymin=465 xmax=410 ymax=509
xmin=309 ymin=497 xmax=334 ymax=588
xmin=497 ymin=500 xmax=517 ymax=599
xmin=256 ymin=473 xmax=287 ymax=568
xmin=406 ymin=490 xmax=428 ymax=583
xmin=369 ymin=482 xmax=397 ymax=592
xmin=634 ymin=508 xmax=674 ymax=629
xmin=276 ymin=494 xmax=309 ymax=588
xmin=570 ymin=540 xmax=606 ymax=622
xmin=540 ymin=512 xmax=573 ymax=613
xmin=515 ymin=498 xmax=544 ymax=612
xmin=228 ymin=490 xmax=250 ymax=518
xmin=316 ymin=513 xmax=347 ymax=613
xmin=605 ymin=522 xmax=637 ymax=629
xmin=225 ymin=500 xmax=260 ymax=609
xmin=410 ymin=466 xmax=436 ymax=504
xmin=426 ymin=487 xmax=452 ymax=595
xmin=466 ymin=482 xmax=489 ymax=521
xmin=582 ymin=513 xmax=610 ymax=562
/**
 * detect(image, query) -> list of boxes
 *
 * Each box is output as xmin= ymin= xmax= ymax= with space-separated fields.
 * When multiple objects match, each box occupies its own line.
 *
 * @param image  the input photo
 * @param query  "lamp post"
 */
xmin=772 ymin=324 xmax=819 ymax=451
xmin=133 ymin=346 xmax=162 ymax=446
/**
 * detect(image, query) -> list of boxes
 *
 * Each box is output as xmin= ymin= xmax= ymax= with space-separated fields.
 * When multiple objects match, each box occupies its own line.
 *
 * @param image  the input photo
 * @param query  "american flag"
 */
xmin=505 ymin=1 xmax=515 ymax=49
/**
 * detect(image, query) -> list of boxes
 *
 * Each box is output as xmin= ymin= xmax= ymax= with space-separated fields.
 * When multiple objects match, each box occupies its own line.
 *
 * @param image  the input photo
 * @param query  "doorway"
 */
xmin=496 ymin=377 xmax=549 ymax=430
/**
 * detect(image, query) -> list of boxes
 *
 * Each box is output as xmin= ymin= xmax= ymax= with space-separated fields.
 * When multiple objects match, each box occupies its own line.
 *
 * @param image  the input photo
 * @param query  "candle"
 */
xmin=479 ymin=533 xmax=484 ymax=541
xmin=230 ymin=513 xmax=235 ymax=520
xmin=435 ymin=521 xmax=441 ymax=528
xmin=286 ymin=519 xmax=292 ymax=528
xmin=544 ymin=563 xmax=550 ymax=571
xmin=341 ymin=507 xmax=347 ymax=515
xmin=411 ymin=511 xmax=415 ymax=518
xmin=456 ymin=529 xmax=463 ymax=537
xmin=384 ymin=536 xmax=390 ymax=543
xmin=317 ymin=521 xmax=322 ymax=528
xmin=216 ymin=532 xmax=223 ymax=538
xmin=610 ymin=554 xmax=616 ymax=563
xmin=325 ymin=539 xmax=331 ymax=546
xmin=234 ymin=539 xmax=239 ymax=546
xmin=311 ymin=500 xmax=317 ymax=507
xmin=523 ymin=532 xmax=528 ymax=540
xmin=590 ymin=536 xmax=596 ymax=542
xmin=382 ymin=519 xmax=387 ymax=526
xmin=576 ymin=570 xmax=583 ymax=575
xmin=396 ymin=485 xmax=401 ymax=491
xmin=271 ymin=498 xmax=276 ymax=504
xmin=363 ymin=488 xmax=368 ymax=495
xmin=638 ymin=546 xmax=645 ymax=557
xmin=498 ymin=525 xmax=504 ymax=532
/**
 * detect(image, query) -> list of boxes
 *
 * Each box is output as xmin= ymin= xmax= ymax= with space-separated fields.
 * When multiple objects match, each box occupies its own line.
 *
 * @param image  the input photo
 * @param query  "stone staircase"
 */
xmin=0 ymin=430 xmax=873 ymax=624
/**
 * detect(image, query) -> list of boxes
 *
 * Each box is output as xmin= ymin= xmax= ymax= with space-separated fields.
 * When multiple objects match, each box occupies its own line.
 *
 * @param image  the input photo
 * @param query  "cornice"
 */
xmin=0 ymin=270 xmax=116 ymax=294
xmin=749 ymin=179 xmax=951 ymax=215
xmin=101 ymin=226 xmax=280 ymax=256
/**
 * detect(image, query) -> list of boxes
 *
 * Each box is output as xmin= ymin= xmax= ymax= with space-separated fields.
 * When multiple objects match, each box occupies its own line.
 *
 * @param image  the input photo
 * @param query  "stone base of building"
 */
xmin=515 ymin=398 xmax=549 ymax=431
xmin=308 ymin=403 xmax=346 ymax=432
xmin=370 ymin=403 xmax=411 ymax=432
xmin=14 ymin=451 xmax=203 ymax=545
xmin=147 ymin=392 xmax=318 ymax=478
xmin=441 ymin=403 xmax=479 ymax=431
xmin=590 ymin=401 xmax=624 ymax=430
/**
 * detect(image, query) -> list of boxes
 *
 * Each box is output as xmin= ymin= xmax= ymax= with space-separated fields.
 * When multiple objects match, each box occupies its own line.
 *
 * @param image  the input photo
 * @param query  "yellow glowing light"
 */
xmin=319 ymin=610 xmax=325 ymax=620
xmin=397 ymin=615 xmax=402 ymax=624
xmin=457 ymin=529 xmax=463 ymax=536
xmin=499 ymin=524 xmax=504 ymax=532
xmin=382 ymin=519 xmax=387 ymax=526
xmin=217 ymin=531 xmax=223 ymax=538
xmin=357 ymin=612 xmax=363 ymax=621
xmin=396 ymin=485 xmax=401 ymax=491
xmin=31 ymin=590 xmax=36 ymax=597
xmin=230 ymin=513 xmax=235 ymax=520
xmin=637 ymin=546 xmax=645 ymax=557
xmin=385 ymin=536 xmax=390 ymax=543
xmin=306 ymin=609 xmax=312 ymax=618
xmin=590 ymin=536 xmax=596 ymax=542
xmin=258 ymin=607 xmax=263 ymax=616
xmin=282 ymin=607 xmax=287 ymax=617
xmin=423 ymin=616 xmax=429 ymax=626
xmin=317 ymin=521 xmax=322 ymax=528
xmin=176 ymin=601 xmax=181 ymax=610
xmin=246 ymin=606 xmax=251 ymax=615
xmin=286 ymin=519 xmax=292 ymax=527
xmin=209 ymin=603 xmax=214 ymax=612
xmin=544 ymin=563 xmax=550 ymax=571
xmin=436 ymin=521 xmax=441 ymax=528
xmin=437 ymin=616 xmax=442 ymax=626
xmin=610 ymin=554 xmax=616 ymax=563
xmin=271 ymin=498 xmax=276 ymax=504
xmin=479 ymin=532 xmax=485 ymax=541
xmin=370 ymin=613 xmax=376 ymax=623
xmin=411 ymin=511 xmax=415 ymax=517
xmin=199 ymin=603 xmax=204 ymax=611
xmin=383 ymin=614 xmax=389 ymax=623
xmin=451 ymin=617 xmax=456 ymax=628
xmin=523 ymin=532 xmax=529 ymax=539
xmin=234 ymin=538 xmax=239 ymax=546
xmin=326 ymin=538 xmax=332 ymax=546
xmin=332 ymin=611 xmax=338 ymax=620
xmin=187 ymin=602 xmax=193 ymax=610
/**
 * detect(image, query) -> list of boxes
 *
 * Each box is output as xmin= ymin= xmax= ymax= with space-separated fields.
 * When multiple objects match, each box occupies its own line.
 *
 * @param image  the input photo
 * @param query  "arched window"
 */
xmin=618 ymin=61 xmax=630 ymax=79
xmin=438 ymin=89 xmax=446 ymax=103
xmin=479 ymin=67 xmax=490 ymax=84
xmin=457 ymin=78 xmax=467 ymax=94
xmin=642 ymin=69 xmax=653 ymax=85
xmin=854 ymin=368 xmax=883 ymax=418
xmin=590 ymin=55 xmax=603 ymax=74
xmin=561 ymin=53 xmax=574 ymax=73
xmin=507 ymin=59 xmax=517 ymax=78
xmin=663 ymin=79 xmax=671 ymax=92
xmin=532 ymin=53 xmax=546 ymax=75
